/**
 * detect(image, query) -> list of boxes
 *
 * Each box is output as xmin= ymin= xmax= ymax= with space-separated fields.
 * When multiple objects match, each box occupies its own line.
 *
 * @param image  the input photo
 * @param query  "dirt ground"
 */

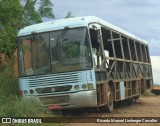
xmin=64 ymin=95 xmax=160 ymax=126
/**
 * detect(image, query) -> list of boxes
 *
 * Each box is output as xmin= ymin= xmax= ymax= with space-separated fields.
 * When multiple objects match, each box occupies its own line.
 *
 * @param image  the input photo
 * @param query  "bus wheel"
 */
xmin=107 ymin=85 xmax=114 ymax=112
xmin=101 ymin=85 xmax=114 ymax=113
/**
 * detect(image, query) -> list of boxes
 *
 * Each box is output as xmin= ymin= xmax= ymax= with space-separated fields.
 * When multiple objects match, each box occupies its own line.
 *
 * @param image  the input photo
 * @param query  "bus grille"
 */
xmin=24 ymin=72 xmax=85 ymax=88
xmin=35 ymin=85 xmax=72 ymax=94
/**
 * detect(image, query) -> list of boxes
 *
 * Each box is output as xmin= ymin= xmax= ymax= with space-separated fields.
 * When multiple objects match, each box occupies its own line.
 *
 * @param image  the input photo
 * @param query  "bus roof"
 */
xmin=18 ymin=16 xmax=148 ymax=44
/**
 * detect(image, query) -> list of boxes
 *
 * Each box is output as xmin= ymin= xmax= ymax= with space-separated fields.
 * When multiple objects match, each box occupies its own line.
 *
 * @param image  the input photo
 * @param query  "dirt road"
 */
xmin=64 ymin=96 xmax=160 ymax=126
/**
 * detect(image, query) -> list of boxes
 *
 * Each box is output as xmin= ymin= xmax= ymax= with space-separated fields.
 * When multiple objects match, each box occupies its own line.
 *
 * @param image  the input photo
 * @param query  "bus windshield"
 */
xmin=18 ymin=27 xmax=92 ymax=76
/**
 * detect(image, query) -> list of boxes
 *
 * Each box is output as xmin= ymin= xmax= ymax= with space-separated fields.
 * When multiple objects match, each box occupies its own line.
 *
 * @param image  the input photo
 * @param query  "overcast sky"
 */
xmin=52 ymin=0 xmax=160 ymax=56
xmin=151 ymin=56 xmax=160 ymax=84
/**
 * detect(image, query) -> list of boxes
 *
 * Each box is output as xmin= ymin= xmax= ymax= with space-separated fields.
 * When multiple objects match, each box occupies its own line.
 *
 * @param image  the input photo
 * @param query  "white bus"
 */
xmin=17 ymin=16 xmax=153 ymax=112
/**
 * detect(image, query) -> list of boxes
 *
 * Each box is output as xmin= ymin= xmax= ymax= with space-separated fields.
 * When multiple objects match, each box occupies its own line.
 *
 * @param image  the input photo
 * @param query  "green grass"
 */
xmin=0 ymin=96 xmax=48 ymax=117
xmin=142 ymin=91 xmax=156 ymax=96
xmin=0 ymin=72 xmax=62 ymax=126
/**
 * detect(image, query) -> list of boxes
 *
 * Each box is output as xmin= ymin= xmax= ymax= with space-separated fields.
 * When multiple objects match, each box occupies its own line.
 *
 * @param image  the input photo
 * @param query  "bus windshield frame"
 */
xmin=18 ymin=27 xmax=93 ymax=77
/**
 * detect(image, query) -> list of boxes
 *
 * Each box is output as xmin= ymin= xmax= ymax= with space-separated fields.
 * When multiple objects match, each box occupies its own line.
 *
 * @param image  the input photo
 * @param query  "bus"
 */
xmin=17 ymin=16 xmax=153 ymax=112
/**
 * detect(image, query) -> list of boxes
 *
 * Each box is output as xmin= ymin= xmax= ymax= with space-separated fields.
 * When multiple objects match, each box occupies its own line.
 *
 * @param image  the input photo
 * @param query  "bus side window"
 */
xmin=89 ymin=28 xmax=100 ymax=68
xmin=101 ymin=27 xmax=114 ymax=68
xmin=104 ymin=50 xmax=109 ymax=68
xmin=92 ymin=48 xmax=98 ymax=67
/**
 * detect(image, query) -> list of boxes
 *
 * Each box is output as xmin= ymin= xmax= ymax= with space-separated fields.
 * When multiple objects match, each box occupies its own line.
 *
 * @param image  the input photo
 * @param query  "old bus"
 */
xmin=17 ymin=16 xmax=153 ymax=112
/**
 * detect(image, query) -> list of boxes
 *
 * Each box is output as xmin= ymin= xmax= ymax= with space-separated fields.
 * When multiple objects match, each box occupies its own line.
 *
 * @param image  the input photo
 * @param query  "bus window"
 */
xmin=19 ymin=33 xmax=50 ymax=76
xmin=121 ymin=36 xmax=130 ymax=60
xmin=22 ymin=38 xmax=32 ymax=75
xmin=112 ymin=32 xmax=123 ymax=59
xmin=50 ymin=27 xmax=92 ymax=73
xmin=129 ymin=39 xmax=137 ymax=61
xmin=89 ymin=28 xmax=100 ymax=68
xmin=104 ymin=50 xmax=109 ymax=68
xmin=92 ymin=48 xmax=98 ymax=67
xmin=32 ymin=33 xmax=50 ymax=75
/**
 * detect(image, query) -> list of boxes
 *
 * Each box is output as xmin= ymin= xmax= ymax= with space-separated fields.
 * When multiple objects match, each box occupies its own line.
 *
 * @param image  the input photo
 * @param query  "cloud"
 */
xmin=150 ymin=56 xmax=160 ymax=84
xmin=149 ymin=39 xmax=160 ymax=56
xmin=52 ymin=0 xmax=160 ymax=55
xmin=51 ymin=0 xmax=160 ymax=83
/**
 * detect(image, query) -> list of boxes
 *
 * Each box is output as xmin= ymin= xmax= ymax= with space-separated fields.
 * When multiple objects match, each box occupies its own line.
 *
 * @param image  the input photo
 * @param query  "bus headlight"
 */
xmin=30 ymin=89 xmax=34 ymax=94
xmin=87 ymin=83 xmax=94 ymax=90
xmin=23 ymin=90 xmax=28 ymax=95
xmin=74 ymin=85 xmax=80 ymax=90
xmin=82 ymin=84 xmax=87 ymax=89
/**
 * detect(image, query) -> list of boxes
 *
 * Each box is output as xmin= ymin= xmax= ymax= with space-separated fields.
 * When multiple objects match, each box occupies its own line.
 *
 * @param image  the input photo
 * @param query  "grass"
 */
xmin=142 ymin=91 xmax=156 ymax=96
xmin=0 ymin=72 xmax=19 ymax=97
xmin=0 ymin=72 xmax=62 ymax=126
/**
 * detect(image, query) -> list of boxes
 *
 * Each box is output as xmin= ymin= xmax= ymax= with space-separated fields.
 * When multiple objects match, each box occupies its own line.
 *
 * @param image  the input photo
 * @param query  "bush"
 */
xmin=0 ymin=72 xmax=50 ymax=117
xmin=0 ymin=72 xmax=61 ymax=126
xmin=0 ymin=72 xmax=19 ymax=97
xmin=143 ymin=91 xmax=156 ymax=96
xmin=0 ymin=97 xmax=49 ymax=117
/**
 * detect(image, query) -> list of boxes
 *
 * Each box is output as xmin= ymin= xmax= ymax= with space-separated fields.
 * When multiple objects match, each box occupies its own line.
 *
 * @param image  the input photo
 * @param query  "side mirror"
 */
xmin=91 ymin=25 xmax=101 ymax=43
xmin=89 ymin=28 xmax=100 ymax=43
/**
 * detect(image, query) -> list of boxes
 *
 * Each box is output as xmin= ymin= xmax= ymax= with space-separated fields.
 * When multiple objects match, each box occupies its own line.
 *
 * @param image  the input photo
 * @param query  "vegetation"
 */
xmin=0 ymin=72 xmax=62 ymax=126
xmin=143 ymin=91 xmax=156 ymax=96
xmin=0 ymin=1 xmax=64 ymax=125
xmin=65 ymin=11 xmax=74 ymax=18
xmin=0 ymin=0 xmax=54 ymax=58
xmin=0 ymin=1 xmax=54 ymax=119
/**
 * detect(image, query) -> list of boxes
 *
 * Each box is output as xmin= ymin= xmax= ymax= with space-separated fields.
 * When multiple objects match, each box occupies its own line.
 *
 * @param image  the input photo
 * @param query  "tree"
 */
xmin=0 ymin=0 xmax=22 ymax=58
xmin=0 ymin=0 xmax=54 ymax=58
xmin=65 ymin=11 xmax=74 ymax=19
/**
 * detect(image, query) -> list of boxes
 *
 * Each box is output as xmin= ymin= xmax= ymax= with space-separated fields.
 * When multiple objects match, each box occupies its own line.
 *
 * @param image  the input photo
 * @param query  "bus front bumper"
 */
xmin=23 ymin=90 xmax=97 ymax=109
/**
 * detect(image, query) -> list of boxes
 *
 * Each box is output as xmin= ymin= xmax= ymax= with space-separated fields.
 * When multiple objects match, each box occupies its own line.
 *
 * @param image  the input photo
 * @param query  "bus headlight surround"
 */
xmin=74 ymin=85 xmax=80 ymax=90
xmin=82 ymin=84 xmax=87 ymax=89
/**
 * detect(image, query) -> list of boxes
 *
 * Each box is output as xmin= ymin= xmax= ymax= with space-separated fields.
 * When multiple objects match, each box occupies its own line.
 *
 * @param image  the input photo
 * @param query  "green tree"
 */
xmin=65 ymin=11 xmax=74 ymax=18
xmin=0 ymin=0 xmax=54 ymax=58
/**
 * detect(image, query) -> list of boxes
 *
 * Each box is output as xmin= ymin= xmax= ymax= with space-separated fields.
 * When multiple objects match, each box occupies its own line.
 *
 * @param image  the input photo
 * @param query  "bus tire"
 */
xmin=102 ymin=85 xmax=114 ymax=113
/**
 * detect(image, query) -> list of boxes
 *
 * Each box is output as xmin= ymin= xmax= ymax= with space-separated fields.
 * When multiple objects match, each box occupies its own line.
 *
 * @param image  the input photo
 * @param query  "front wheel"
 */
xmin=101 ymin=85 xmax=114 ymax=113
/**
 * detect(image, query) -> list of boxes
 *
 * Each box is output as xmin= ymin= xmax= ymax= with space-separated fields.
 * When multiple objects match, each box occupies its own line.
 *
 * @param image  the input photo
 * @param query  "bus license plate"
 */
xmin=48 ymin=104 xmax=61 ymax=110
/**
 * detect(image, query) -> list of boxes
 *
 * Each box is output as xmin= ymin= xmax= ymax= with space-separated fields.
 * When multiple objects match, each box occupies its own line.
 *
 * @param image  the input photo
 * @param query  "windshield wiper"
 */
xmin=56 ymin=26 xmax=69 ymax=46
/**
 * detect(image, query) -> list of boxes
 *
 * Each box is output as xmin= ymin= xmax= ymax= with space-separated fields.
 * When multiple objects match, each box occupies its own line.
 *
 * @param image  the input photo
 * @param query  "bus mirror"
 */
xmin=91 ymin=25 xmax=100 ymax=43
xmin=89 ymin=27 xmax=100 ymax=44
xmin=92 ymin=25 xmax=97 ymax=30
xmin=93 ymin=28 xmax=100 ymax=43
